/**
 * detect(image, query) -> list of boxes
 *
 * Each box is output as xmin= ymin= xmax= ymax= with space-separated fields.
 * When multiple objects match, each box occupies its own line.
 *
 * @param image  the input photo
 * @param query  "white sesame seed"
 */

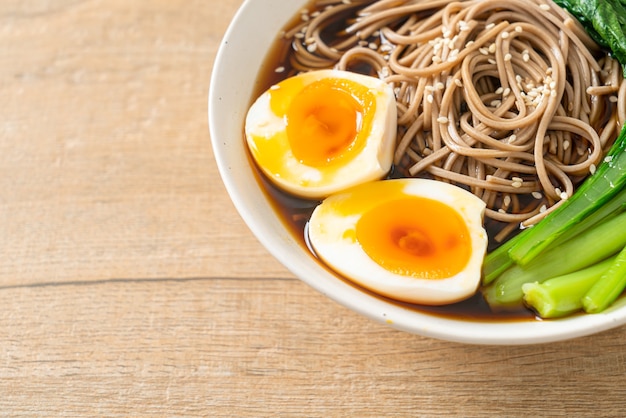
xmin=435 ymin=82 xmax=445 ymax=90
xmin=515 ymin=26 xmax=523 ymax=33
xmin=432 ymin=55 xmax=442 ymax=63
xmin=498 ymin=208 xmax=506 ymax=214
xmin=523 ymin=53 xmax=530 ymax=62
xmin=425 ymin=85 xmax=435 ymax=92
xmin=501 ymin=31 xmax=510 ymax=39
xmin=539 ymin=204 xmax=547 ymax=213
xmin=555 ymin=187 xmax=562 ymax=196
xmin=610 ymin=96 xmax=619 ymax=103
xmin=479 ymin=47 xmax=489 ymax=55
xmin=560 ymin=191 xmax=569 ymax=200
xmin=512 ymin=176 xmax=523 ymax=183
xmin=490 ymin=100 xmax=502 ymax=107
xmin=454 ymin=79 xmax=463 ymax=87
xmin=486 ymin=23 xmax=495 ymax=30
xmin=270 ymin=85 xmax=280 ymax=90
xmin=437 ymin=116 xmax=449 ymax=124
xmin=369 ymin=42 xmax=378 ymax=50
xmin=590 ymin=163 xmax=597 ymax=175
xmin=504 ymin=195 xmax=511 ymax=206
xmin=512 ymin=181 xmax=522 ymax=188
xmin=532 ymin=191 xmax=543 ymax=199
xmin=488 ymin=58 xmax=496 ymax=65
xmin=540 ymin=3 xmax=551 ymax=10
xmin=495 ymin=87 xmax=504 ymax=94
xmin=275 ymin=66 xmax=285 ymax=73
xmin=503 ymin=87 xmax=511 ymax=96
xmin=427 ymin=94 xmax=434 ymax=103
xmin=488 ymin=43 xmax=496 ymax=53
xmin=508 ymin=134 xmax=517 ymax=143
xmin=604 ymin=155 xmax=614 ymax=163
xmin=307 ymin=43 xmax=317 ymax=53
xmin=504 ymin=53 xmax=512 ymax=61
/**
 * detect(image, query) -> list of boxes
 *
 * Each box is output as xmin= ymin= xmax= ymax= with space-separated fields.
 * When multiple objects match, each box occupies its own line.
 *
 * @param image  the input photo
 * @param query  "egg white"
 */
xmin=307 ymin=178 xmax=488 ymax=305
xmin=244 ymin=69 xmax=397 ymax=199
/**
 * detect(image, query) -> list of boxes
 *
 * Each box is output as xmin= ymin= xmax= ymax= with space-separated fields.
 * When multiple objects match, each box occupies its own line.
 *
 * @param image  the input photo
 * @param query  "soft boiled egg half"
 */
xmin=308 ymin=179 xmax=488 ymax=305
xmin=244 ymin=69 xmax=397 ymax=199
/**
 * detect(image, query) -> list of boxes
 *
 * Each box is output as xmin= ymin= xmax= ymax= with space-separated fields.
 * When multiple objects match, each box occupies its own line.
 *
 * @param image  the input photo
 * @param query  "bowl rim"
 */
xmin=208 ymin=0 xmax=626 ymax=345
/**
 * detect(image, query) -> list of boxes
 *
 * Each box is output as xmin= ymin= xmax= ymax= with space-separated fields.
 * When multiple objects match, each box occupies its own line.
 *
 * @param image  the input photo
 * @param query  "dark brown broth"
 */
xmin=246 ymin=2 xmax=538 ymax=322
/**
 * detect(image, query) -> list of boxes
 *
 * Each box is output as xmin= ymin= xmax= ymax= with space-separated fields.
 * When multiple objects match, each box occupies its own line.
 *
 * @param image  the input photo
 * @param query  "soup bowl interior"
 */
xmin=208 ymin=0 xmax=626 ymax=345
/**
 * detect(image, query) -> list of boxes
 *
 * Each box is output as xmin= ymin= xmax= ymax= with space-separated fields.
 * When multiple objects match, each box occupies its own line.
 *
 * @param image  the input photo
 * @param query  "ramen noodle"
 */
xmin=276 ymin=0 xmax=624 ymax=242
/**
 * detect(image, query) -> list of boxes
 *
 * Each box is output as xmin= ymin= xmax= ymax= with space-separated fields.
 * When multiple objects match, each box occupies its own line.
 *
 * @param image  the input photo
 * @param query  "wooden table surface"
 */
xmin=2 ymin=0 xmax=626 ymax=416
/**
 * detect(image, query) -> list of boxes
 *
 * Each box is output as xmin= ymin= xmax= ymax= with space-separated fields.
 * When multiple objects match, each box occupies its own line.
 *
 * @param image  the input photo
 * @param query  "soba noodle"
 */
xmin=278 ymin=0 xmax=625 ymax=242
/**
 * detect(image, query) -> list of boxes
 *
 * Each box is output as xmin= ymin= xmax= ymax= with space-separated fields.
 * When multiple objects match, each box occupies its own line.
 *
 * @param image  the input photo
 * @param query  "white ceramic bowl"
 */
xmin=208 ymin=0 xmax=626 ymax=344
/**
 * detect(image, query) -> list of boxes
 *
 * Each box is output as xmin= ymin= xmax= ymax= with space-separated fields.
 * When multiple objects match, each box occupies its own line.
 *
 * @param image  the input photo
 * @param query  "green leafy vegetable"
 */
xmin=507 ymin=127 xmax=626 ymax=266
xmin=484 ymin=210 xmax=626 ymax=306
xmin=522 ymin=256 xmax=615 ymax=318
xmin=582 ymin=244 xmax=626 ymax=313
xmin=483 ymin=186 xmax=626 ymax=285
xmin=554 ymin=0 xmax=626 ymax=74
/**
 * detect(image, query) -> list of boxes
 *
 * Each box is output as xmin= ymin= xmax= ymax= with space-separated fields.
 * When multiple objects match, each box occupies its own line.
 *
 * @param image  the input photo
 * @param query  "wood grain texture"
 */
xmin=0 ymin=0 xmax=288 ymax=285
xmin=1 ymin=0 xmax=626 ymax=416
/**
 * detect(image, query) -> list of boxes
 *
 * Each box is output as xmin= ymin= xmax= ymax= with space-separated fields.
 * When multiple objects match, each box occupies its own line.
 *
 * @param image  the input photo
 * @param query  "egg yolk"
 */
xmin=355 ymin=197 xmax=472 ymax=279
xmin=284 ymin=78 xmax=374 ymax=166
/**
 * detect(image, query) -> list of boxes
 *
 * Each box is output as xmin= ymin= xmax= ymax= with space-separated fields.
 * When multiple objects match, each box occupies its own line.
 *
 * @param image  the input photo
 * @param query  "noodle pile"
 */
xmin=278 ymin=0 xmax=625 ymax=241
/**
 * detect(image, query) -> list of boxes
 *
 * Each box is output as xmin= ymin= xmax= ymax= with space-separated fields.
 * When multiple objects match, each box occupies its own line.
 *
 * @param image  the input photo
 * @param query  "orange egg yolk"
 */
xmin=355 ymin=197 xmax=472 ymax=279
xmin=284 ymin=78 xmax=374 ymax=166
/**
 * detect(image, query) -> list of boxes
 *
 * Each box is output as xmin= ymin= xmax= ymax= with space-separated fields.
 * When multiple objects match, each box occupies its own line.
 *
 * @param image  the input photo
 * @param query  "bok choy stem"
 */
xmin=484 ymin=210 xmax=626 ymax=307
